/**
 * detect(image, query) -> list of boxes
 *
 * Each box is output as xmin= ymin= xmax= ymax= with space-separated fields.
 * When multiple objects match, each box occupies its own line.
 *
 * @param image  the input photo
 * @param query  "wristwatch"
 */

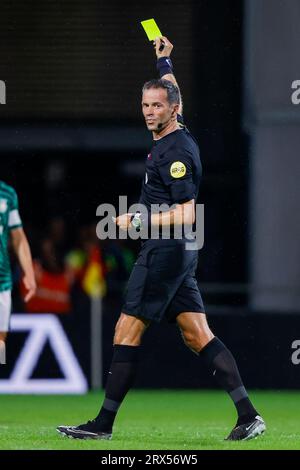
xmin=130 ymin=212 xmax=143 ymax=232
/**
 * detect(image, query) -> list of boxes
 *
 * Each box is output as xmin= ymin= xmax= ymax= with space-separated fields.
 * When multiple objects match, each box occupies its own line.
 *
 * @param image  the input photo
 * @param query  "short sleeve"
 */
xmin=8 ymin=189 xmax=22 ymax=230
xmin=157 ymin=147 xmax=196 ymax=204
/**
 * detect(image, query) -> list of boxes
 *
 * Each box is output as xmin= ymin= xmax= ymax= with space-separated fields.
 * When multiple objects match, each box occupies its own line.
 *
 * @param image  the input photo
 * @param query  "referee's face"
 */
xmin=142 ymin=88 xmax=177 ymax=133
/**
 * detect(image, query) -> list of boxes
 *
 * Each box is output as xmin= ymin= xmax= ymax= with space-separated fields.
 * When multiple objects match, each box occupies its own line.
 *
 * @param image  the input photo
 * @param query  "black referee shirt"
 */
xmin=139 ymin=120 xmax=202 ymax=212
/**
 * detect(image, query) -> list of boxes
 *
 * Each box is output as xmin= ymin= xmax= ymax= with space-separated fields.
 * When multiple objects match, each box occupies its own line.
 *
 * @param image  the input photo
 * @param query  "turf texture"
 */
xmin=0 ymin=390 xmax=299 ymax=450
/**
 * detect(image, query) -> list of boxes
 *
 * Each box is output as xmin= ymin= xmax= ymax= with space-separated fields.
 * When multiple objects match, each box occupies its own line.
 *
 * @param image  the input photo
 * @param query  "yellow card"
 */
xmin=140 ymin=19 xmax=162 ymax=41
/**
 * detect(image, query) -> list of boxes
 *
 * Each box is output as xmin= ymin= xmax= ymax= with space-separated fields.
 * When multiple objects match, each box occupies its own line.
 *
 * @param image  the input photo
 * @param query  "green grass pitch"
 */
xmin=0 ymin=390 xmax=299 ymax=450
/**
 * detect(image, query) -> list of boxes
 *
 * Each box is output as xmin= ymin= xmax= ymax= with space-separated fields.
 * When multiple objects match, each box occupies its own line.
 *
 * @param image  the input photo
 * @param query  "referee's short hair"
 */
xmin=142 ymin=79 xmax=180 ymax=106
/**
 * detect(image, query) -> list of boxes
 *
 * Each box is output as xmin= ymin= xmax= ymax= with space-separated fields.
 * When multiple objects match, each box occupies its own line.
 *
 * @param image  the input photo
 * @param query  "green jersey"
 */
xmin=0 ymin=181 xmax=23 ymax=292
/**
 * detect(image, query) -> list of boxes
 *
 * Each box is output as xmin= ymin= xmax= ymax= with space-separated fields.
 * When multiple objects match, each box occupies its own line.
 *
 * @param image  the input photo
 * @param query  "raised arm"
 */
xmin=153 ymin=36 xmax=183 ymax=115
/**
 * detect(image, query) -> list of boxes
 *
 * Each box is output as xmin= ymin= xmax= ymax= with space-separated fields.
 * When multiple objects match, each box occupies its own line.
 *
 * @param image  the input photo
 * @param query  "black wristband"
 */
xmin=157 ymin=57 xmax=173 ymax=78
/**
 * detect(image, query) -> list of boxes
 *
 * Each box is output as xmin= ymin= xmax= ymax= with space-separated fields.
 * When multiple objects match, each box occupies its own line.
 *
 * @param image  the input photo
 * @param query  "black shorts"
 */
xmin=122 ymin=239 xmax=205 ymax=323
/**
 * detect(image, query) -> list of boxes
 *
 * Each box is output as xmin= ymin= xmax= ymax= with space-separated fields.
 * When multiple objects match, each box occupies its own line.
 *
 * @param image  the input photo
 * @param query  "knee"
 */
xmin=182 ymin=328 xmax=214 ymax=354
xmin=113 ymin=328 xmax=140 ymax=346
xmin=113 ymin=318 xmax=145 ymax=347
xmin=182 ymin=330 xmax=202 ymax=353
xmin=113 ymin=324 xmax=133 ymax=346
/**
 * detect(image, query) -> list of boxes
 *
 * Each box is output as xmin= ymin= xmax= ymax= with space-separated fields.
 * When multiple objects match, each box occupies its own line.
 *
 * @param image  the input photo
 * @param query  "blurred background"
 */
xmin=0 ymin=0 xmax=300 ymax=391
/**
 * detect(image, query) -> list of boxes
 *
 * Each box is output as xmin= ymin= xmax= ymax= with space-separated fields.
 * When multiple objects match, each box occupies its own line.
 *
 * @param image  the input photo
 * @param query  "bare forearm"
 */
xmin=151 ymin=201 xmax=194 ymax=227
xmin=10 ymin=228 xmax=36 ymax=301
xmin=161 ymin=72 xmax=178 ymax=87
xmin=14 ymin=237 xmax=34 ymax=278
xmin=154 ymin=36 xmax=183 ymax=115
xmin=161 ymin=72 xmax=183 ymax=115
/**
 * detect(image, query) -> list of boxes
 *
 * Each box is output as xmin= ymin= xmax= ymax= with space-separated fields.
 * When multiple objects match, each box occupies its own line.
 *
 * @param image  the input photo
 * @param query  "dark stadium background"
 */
xmin=1 ymin=0 xmax=299 ymax=390
xmin=1 ymin=0 xmax=246 ymax=286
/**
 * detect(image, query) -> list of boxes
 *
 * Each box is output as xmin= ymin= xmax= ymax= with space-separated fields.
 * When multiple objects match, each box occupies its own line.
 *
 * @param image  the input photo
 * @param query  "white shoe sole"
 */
xmin=56 ymin=427 xmax=112 ymax=440
xmin=243 ymin=422 xmax=266 ymax=440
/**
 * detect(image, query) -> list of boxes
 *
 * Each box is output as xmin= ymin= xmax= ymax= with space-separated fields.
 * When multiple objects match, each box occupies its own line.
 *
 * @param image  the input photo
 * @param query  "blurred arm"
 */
xmin=10 ymin=227 xmax=36 ymax=302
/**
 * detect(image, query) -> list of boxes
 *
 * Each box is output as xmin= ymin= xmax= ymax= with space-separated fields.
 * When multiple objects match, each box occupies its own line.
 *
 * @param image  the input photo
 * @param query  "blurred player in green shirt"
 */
xmin=0 ymin=180 xmax=36 ymax=343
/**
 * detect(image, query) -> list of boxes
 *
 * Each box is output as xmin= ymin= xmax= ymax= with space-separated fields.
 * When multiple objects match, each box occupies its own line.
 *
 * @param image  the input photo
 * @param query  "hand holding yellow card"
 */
xmin=141 ymin=19 xmax=165 ymax=52
xmin=140 ymin=19 xmax=162 ymax=41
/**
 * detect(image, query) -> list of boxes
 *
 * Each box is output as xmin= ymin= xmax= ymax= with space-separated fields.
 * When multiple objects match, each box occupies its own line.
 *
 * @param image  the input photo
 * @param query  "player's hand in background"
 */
xmin=23 ymin=273 xmax=37 ymax=302
xmin=153 ymin=36 xmax=173 ymax=59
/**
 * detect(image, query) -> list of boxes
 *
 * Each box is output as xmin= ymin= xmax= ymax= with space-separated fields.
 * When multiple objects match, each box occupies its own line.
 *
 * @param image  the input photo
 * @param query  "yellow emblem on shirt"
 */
xmin=170 ymin=161 xmax=186 ymax=178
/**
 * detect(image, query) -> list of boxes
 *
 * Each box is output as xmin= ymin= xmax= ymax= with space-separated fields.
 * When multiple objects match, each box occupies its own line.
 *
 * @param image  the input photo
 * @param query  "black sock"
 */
xmin=200 ymin=337 xmax=258 ymax=424
xmin=95 ymin=344 xmax=139 ymax=432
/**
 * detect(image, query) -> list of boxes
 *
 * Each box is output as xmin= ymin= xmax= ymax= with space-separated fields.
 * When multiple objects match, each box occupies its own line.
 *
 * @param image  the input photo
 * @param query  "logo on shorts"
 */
xmin=0 ymin=199 xmax=8 ymax=213
xmin=170 ymin=161 xmax=186 ymax=178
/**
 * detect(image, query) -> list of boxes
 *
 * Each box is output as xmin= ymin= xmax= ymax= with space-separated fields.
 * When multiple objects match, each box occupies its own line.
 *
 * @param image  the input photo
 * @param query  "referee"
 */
xmin=58 ymin=37 xmax=265 ymax=441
